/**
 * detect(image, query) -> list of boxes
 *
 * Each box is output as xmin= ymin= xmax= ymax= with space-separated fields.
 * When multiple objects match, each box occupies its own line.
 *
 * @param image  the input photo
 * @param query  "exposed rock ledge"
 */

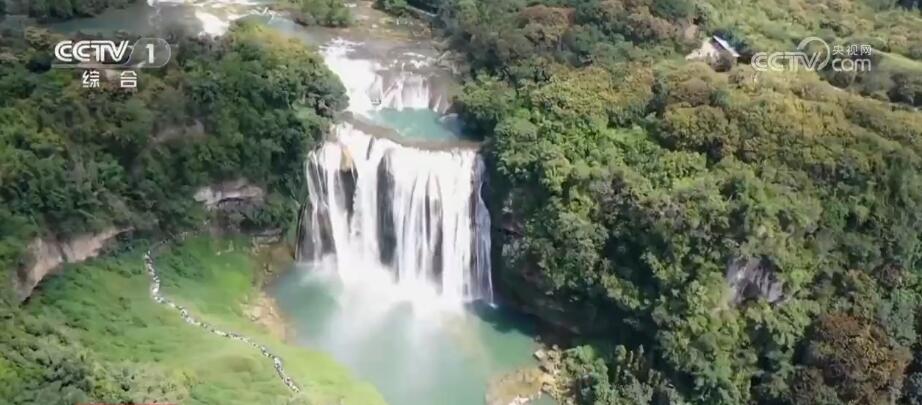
xmin=246 ymin=291 xmax=289 ymax=341
xmin=14 ymin=180 xmax=270 ymax=302
xmin=193 ymin=178 xmax=265 ymax=210
xmin=14 ymin=227 xmax=130 ymax=302
xmin=487 ymin=347 xmax=565 ymax=405
xmin=726 ymin=256 xmax=785 ymax=306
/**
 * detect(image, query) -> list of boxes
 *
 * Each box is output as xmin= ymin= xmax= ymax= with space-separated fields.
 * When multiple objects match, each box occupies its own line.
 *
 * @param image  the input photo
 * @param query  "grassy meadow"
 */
xmin=22 ymin=236 xmax=387 ymax=405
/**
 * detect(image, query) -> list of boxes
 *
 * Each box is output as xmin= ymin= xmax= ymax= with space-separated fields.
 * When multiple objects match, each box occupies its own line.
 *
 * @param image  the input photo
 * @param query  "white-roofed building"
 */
xmin=686 ymin=35 xmax=741 ymax=70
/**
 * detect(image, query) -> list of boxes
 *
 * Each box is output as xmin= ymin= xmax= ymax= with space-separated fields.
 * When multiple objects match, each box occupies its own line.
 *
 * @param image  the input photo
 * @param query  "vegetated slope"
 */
xmin=5 ymin=0 xmax=141 ymax=20
xmin=0 ymin=22 xmax=384 ymax=404
xmin=436 ymin=0 xmax=922 ymax=107
xmin=433 ymin=0 xmax=922 ymax=403
xmin=0 ymin=22 xmax=345 ymax=298
xmin=1 ymin=236 xmax=386 ymax=405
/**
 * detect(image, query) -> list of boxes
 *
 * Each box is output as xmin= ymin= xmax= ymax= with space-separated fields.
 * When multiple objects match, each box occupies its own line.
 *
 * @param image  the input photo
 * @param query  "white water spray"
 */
xmin=298 ymin=39 xmax=492 ymax=309
xmin=299 ymin=125 xmax=493 ymax=307
xmin=320 ymin=39 xmax=449 ymax=114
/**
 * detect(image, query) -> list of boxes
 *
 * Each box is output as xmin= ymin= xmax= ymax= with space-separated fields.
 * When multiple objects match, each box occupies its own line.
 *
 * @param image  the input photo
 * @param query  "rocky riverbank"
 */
xmin=246 ymin=239 xmax=296 ymax=341
xmin=246 ymin=290 xmax=290 ymax=341
xmin=485 ymin=346 xmax=566 ymax=405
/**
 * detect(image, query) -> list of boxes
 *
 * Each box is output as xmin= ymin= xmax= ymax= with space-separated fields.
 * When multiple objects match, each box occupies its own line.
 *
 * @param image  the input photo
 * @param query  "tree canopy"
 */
xmin=0 ymin=23 xmax=345 ymax=299
xmin=438 ymin=0 xmax=922 ymax=403
xmin=0 ymin=21 xmax=348 ymax=401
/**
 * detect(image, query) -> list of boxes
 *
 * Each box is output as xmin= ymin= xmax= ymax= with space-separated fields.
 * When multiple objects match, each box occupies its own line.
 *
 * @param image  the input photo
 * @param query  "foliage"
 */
xmin=0 ymin=23 xmax=345 ymax=295
xmin=376 ymin=0 xmax=410 ymax=15
xmin=563 ymin=345 xmax=687 ymax=404
xmin=280 ymin=0 xmax=352 ymax=27
xmin=791 ymin=313 xmax=911 ymax=404
xmin=13 ymin=0 xmax=139 ymax=20
xmin=454 ymin=75 xmax=516 ymax=134
xmin=0 ymin=307 xmax=189 ymax=405
xmin=486 ymin=64 xmax=922 ymax=403
xmin=436 ymin=0 xmax=922 ymax=403
xmin=0 ymin=237 xmax=386 ymax=405
xmin=434 ymin=0 xmax=922 ymax=106
xmin=0 ymin=19 xmax=359 ymax=402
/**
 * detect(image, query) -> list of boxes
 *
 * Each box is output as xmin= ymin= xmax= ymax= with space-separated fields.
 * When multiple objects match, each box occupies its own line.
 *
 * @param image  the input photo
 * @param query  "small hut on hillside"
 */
xmin=686 ymin=35 xmax=740 ymax=71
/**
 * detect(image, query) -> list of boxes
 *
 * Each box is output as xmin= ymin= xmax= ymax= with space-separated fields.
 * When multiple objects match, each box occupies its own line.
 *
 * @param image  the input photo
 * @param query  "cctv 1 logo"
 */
xmin=53 ymin=38 xmax=172 ymax=69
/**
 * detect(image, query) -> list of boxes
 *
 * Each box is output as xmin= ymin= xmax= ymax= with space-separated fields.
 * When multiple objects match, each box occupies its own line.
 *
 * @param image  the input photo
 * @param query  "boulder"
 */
xmin=726 ymin=256 xmax=785 ymax=305
xmin=194 ymin=178 xmax=265 ymax=210
xmin=485 ymin=367 xmax=545 ymax=405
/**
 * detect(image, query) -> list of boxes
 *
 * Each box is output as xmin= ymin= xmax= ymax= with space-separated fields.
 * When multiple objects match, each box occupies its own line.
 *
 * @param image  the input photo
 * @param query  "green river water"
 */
xmin=271 ymin=265 xmax=554 ymax=405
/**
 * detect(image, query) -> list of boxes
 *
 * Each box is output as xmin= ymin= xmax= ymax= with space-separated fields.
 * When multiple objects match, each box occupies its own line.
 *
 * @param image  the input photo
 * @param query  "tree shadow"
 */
xmin=465 ymin=300 xmax=543 ymax=339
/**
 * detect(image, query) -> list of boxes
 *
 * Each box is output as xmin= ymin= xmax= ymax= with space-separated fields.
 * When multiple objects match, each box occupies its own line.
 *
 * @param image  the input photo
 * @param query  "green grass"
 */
xmin=25 ymin=236 xmax=387 ymax=405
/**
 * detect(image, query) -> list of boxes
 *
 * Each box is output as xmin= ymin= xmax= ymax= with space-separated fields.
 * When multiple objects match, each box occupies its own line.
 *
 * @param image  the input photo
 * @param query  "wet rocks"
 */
xmin=535 ymin=346 xmax=566 ymax=399
xmin=485 ymin=346 xmax=565 ymax=405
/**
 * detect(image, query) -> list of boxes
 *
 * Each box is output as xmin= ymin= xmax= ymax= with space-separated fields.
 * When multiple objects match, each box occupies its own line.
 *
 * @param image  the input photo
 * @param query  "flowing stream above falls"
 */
xmin=42 ymin=2 xmax=553 ymax=404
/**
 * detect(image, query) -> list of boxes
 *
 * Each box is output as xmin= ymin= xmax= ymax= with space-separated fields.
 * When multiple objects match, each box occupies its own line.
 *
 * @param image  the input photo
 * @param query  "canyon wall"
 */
xmin=14 ymin=227 xmax=128 ymax=301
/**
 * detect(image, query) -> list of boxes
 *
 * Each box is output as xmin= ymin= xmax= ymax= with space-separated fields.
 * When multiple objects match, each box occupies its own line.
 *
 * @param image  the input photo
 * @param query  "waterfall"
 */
xmin=299 ymin=125 xmax=493 ymax=305
xmin=297 ymin=38 xmax=492 ymax=308
xmin=321 ymin=39 xmax=451 ymax=114
xmin=146 ymin=0 xmax=266 ymax=36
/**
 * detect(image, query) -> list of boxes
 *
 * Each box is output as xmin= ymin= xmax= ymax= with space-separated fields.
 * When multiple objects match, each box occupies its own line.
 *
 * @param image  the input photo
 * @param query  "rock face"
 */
xmin=14 ymin=227 xmax=127 ymax=302
xmin=485 ymin=367 xmax=547 ymax=405
xmin=726 ymin=256 xmax=785 ymax=305
xmin=246 ymin=291 xmax=289 ymax=341
xmin=193 ymin=178 xmax=265 ymax=211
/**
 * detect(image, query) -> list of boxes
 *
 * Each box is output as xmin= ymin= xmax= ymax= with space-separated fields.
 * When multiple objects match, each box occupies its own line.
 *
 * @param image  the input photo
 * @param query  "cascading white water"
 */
xmin=146 ymin=0 xmax=271 ymax=36
xmin=321 ymin=39 xmax=449 ymax=114
xmin=298 ymin=39 xmax=492 ymax=308
xmin=299 ymin=125 xmax=493 ymax=306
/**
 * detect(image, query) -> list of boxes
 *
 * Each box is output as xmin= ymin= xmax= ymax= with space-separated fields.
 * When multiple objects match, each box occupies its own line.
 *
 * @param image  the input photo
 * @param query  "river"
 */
xmin=42 ymin=1 xmax=555 ymax=404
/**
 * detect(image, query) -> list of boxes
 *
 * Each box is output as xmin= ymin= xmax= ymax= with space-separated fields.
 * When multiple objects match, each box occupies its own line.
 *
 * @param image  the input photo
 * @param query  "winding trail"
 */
xmin=144 ymin=241 xmax=301 ymax=393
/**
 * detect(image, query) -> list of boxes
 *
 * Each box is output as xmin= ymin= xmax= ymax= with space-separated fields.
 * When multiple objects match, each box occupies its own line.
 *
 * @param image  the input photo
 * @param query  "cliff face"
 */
xmin=726 ymin=256 xmax=785 ymax=306
xmin=489 ymin=184 xmax=594 ymax=335
xmin=14 ymin=227 xmax=127 ymax=302
xmin=193 ymin=178 xmax=265 ymax=211
xmin=13 ymin=179 xmax=270 ymax=302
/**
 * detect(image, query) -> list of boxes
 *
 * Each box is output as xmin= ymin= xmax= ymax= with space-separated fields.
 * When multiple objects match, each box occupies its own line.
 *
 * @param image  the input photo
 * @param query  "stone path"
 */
xmin=144 ymin=241 xmax=301 ymax=393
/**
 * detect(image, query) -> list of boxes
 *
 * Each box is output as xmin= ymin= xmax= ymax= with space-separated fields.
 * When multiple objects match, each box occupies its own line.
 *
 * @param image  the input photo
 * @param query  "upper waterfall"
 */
xmin=321 ymin=39 xmax=452 ymax=115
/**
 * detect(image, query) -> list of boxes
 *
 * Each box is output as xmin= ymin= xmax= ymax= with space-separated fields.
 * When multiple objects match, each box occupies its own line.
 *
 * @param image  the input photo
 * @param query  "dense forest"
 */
xmin=277 ymin=0 xmax=353 ymax=27
xmin=0 ymin=9 xmax=345 ymax=346
xmin=0 ymin=22 xmax=344 ymax=298
xmin=425 ymin=0 xmax=922 ymax=403
xmin=0 ymin=22 xmax=347 ymax=400
xmin=4 ymin=0 xmax=141 ymax=20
